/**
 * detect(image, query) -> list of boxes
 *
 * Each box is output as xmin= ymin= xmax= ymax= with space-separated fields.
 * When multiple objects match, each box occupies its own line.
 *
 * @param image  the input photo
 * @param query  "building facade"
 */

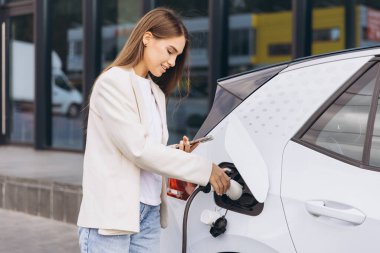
xmin=0 ymin=0 xmax=379 ymax=151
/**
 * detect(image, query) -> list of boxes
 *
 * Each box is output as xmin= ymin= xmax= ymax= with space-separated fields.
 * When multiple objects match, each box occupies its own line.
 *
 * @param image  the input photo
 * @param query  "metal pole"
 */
xmin=35 ymin=0 xmax=52 ymax=149
xmin=208 ymin=0 xmax=229 ymax=109
xmin=345 ymin=0 xmax=356 ymax=49
xmin=292 ymin=0 xmax=312 ymax=59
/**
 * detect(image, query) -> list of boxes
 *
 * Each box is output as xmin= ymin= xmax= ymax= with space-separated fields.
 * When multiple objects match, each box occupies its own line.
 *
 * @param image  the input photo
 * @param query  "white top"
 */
xmin=135 ymin=73 xmax=163 ymax=206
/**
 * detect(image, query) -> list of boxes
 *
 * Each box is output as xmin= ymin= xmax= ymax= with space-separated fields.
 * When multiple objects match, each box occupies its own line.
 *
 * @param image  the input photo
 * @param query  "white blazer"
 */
xmin=77 ymin=67 xmax=212 ymax=233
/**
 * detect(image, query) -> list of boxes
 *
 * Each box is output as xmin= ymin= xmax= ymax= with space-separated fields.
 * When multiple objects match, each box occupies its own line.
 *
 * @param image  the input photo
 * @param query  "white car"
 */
xmin=161 ymin=46 xmax=380 ymax=253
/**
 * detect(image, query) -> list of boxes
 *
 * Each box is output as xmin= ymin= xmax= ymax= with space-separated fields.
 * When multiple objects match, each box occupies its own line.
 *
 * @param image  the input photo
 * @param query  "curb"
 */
xmin=0 ymin=175 xmax=82 ymax=224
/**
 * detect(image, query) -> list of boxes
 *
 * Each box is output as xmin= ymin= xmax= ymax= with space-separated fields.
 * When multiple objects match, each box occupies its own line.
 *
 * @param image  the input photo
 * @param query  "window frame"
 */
xmin=292 ymin=57 xmax=380 ymax=172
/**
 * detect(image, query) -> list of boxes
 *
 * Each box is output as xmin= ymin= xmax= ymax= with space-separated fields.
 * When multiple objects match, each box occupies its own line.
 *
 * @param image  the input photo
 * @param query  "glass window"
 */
xmin=358 ymin=0 xmax=380 ymax=48
xmin=9 ymin=15 xmax=34 ymax=144
xmin=228 ymin=0 xmax=292 ymax=74
xmin=268 ymin=43 xmax=292 ymax=56
xmin=101 ymin=0 xmax=141 ymax=69
xmin=370 ymin=100 xmax=380 ymax=167
xmin=54 ymin=75 xmax=71 ymax=91
xmin=312 ymin=1 xmax=380 ymax=53
xmin=302 ymin=64 xmax=378 ymax=162
xmin=312 ymin=1 xmax=345 ymax=55
xmin=229 ymin=28 xmax=252 ymax=56
xmin=158 ymin=0 xmax=209 ymax=144
xmin=313 ymin=27 xmax=340 ymax=42
xmin=369 ymin=66 xmax=380 ymax=167
xmin=51 ymin=0 xmax=83 ymax=150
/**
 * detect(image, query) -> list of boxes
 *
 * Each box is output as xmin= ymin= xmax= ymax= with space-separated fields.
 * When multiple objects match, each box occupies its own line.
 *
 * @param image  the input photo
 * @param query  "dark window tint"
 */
xmin=313 ymin=27 xmax=340 ymax=42
xmin=268 ymin=43 xmax=292 ymax=56
xmin=54 ymin=75 xmax=71 ymax=91
xmin=229 ymin=28 xmax=251 ymax=56
xmin=302 ymin=64 xmax=378 ymax=162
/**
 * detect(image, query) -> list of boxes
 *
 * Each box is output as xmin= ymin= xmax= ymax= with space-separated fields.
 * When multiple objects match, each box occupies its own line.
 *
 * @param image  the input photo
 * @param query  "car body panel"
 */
xmin=225 ymin=114 xmax=269 ymax=203
xmin=161 ymin=191 xmax=294 ymax=253
xmin=282 ymin=141 xmax=380 ymax=252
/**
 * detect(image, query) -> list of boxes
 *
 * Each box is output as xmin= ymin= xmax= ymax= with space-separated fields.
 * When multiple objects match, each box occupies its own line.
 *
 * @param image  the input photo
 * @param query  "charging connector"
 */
xmin=182 ymin=178 xmax=243 ymax=252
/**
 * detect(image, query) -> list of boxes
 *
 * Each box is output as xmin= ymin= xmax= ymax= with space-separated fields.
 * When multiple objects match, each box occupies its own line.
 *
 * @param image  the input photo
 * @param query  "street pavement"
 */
xmin=0 ymin=209 xmax=80 ymax=253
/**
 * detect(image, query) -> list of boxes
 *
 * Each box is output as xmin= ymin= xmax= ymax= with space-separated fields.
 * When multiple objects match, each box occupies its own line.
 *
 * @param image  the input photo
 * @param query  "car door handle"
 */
xmin=305 ymin=200 xmax=366 ymax=225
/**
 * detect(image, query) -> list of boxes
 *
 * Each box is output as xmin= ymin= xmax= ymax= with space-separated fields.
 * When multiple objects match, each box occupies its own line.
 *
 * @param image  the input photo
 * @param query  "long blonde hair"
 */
xmin=104 ymin=7 xmax=190 ymax=97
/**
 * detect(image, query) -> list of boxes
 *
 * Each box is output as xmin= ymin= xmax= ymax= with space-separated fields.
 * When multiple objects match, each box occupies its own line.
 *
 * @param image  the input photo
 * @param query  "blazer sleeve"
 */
xmin=91 ymin=71 xmax=213 ymax=186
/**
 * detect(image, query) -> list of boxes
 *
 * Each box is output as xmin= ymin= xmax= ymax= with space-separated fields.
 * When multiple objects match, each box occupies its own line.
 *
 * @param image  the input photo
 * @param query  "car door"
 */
xmin=282 ymin=61 xmax=380 ymax=252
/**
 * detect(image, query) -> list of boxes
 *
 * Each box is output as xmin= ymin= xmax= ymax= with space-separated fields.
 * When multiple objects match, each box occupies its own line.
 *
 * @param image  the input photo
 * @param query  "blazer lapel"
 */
xmin=128 ymin=70 xmax=150 ymax=129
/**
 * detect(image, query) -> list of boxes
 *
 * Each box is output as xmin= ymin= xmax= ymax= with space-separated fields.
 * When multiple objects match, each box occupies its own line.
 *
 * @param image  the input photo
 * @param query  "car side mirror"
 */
xmin=225 ymin=114 xmax=269 ymax=203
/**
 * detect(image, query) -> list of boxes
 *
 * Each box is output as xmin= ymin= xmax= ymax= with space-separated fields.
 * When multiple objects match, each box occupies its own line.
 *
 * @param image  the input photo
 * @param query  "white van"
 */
xmin=11 ymin=40 xmax=82 ymax=117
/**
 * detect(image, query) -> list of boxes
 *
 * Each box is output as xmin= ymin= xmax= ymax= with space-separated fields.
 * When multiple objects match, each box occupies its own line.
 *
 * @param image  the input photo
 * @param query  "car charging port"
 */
xmin=216 ymin=162 xmax=264 ymax=216
xmin=182 ymin=162 xmax=264 ymax=252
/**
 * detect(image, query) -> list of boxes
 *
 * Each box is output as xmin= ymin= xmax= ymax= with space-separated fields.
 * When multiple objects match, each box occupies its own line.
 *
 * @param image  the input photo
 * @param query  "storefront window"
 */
xmin=101 ymin=0 xmax=141 ymax=69
xmin=9 ymin=15 xmax=34 ymax=144
xmin=312 ymin=1 xmax=345 ymax=54
xmin=157 ymin=0 xmax=209 ymax=143
xmin=312 ymin=0 xmax=380 ymax=54
xmin=228 ymin=0 xmax=292 ymax=74
xmin=358 ymin=0 xmax=380 ymax=48
xmin=51 ymin=0 xmax=83 ymax=150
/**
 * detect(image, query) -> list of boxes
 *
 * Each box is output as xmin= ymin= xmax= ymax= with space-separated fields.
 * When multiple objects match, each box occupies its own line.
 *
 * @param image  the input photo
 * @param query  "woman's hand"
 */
xmin=209 ymin=164 xmax=231 ymax=196
xmin=177 ymin=135 xmax=199 ymax=153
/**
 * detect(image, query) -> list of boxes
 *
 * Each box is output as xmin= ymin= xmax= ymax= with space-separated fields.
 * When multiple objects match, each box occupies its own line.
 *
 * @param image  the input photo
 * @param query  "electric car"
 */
xmin=161 ymin=46 xmax=380 ymax=253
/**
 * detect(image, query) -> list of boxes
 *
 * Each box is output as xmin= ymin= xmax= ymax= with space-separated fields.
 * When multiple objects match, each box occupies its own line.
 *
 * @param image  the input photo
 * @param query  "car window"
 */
xmin=369 ymin=88 xmax=380 ymax=167
xmin=55 ymin=75 xmax=71 ymax=91
xmin=302 ymin=64 xmax=378 ymax=162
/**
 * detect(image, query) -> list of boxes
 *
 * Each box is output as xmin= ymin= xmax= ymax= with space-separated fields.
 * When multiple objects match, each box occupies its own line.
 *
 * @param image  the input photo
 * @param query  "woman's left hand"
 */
xmin=177 ymin=135 xmax=199 ymax=153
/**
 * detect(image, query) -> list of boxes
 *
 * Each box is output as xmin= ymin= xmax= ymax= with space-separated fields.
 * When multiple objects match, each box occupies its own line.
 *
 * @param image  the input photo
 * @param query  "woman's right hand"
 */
xmin=209 ymin=164 xmax=231 ymax=195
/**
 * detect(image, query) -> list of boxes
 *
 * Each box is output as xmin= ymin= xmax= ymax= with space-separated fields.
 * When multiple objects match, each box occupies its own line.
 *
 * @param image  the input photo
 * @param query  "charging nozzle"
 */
xmin=225 ymin=179 xmax=243 ymax=200
xmin=208 ymin=179 xmax=243 ymax=200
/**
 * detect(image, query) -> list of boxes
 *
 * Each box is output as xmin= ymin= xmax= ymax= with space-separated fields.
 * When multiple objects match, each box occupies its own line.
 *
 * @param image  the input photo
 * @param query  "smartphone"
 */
xmin=171 ymin=135 xmax=214 ymax=149
xmin=189 ymin=135 xmax=214 ymax=145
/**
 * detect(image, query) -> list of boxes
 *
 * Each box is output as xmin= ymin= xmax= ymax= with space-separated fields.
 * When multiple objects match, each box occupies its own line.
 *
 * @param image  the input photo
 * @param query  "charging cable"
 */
xmin=182 ymin=179 xmax=243 ymax=253
xmin=182 ymin=183 xmax=211 ymax=253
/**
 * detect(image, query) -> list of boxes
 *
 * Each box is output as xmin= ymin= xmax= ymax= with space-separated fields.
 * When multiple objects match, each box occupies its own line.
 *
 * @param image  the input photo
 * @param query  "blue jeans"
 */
xmin=78 ymin=202 xmax=161 ymax=253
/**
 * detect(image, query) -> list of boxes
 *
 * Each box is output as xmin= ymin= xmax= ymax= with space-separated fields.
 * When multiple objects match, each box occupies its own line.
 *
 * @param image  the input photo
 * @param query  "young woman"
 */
xmin=77 ymin=7 xmax=230 ymax=253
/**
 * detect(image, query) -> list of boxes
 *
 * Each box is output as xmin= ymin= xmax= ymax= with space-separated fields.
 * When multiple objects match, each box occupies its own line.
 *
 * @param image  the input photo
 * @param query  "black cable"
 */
xmin=182 ymin=184 xmax=211 ymax=253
